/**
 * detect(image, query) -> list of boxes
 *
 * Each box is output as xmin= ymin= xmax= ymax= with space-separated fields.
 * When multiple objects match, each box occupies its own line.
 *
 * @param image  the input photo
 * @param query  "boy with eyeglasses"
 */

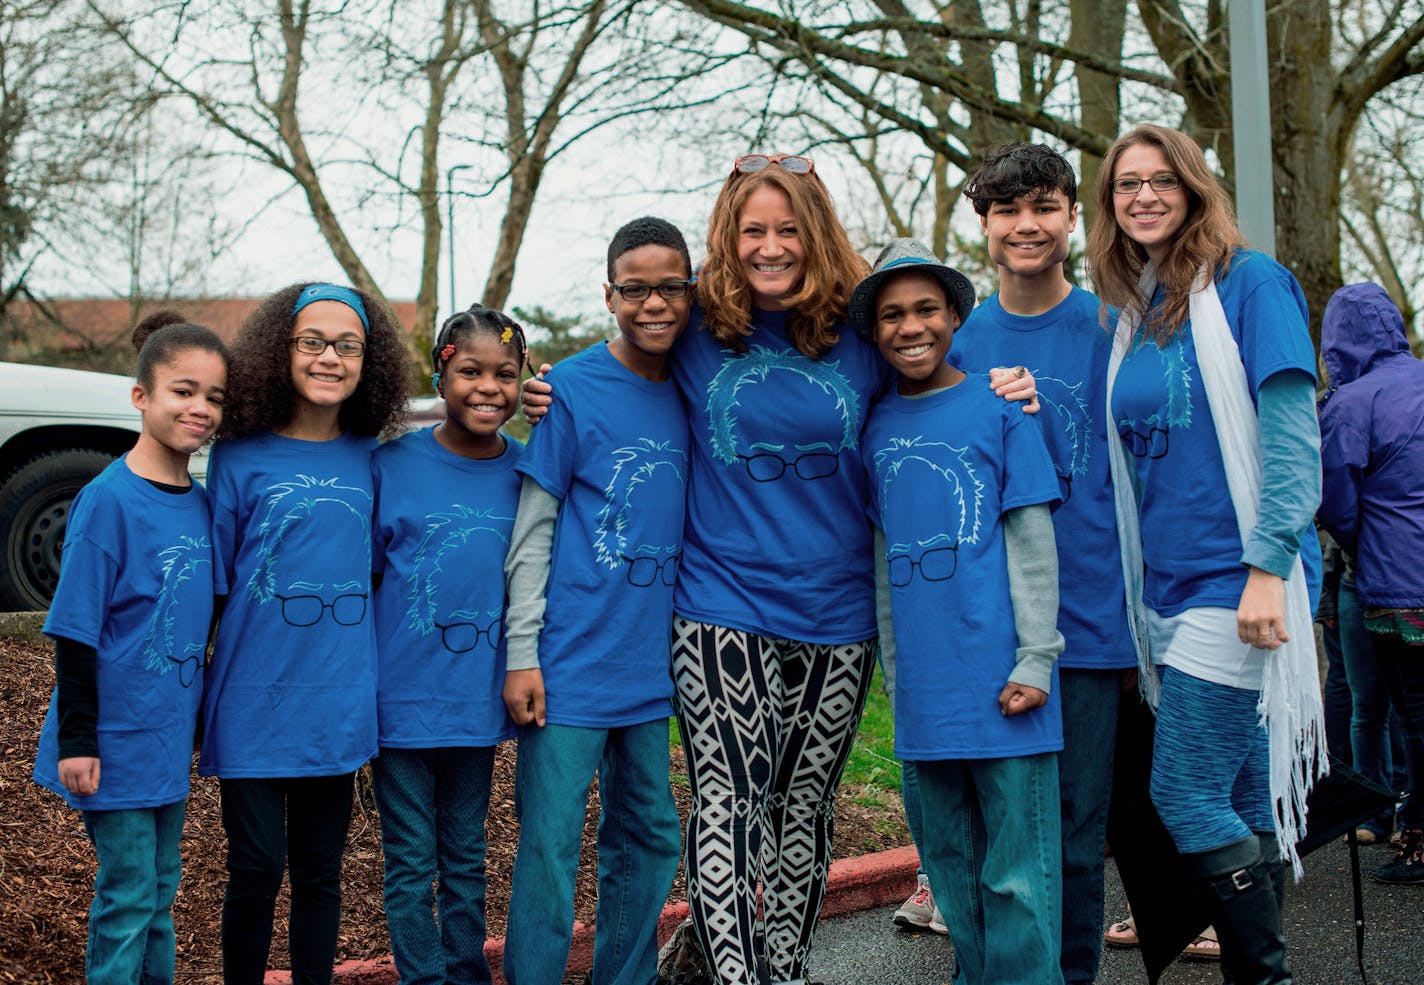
xmin=853 ymin=237 xmax=1067 ymax=985
xmin=501 ymin=216 xmax=693 ymax=984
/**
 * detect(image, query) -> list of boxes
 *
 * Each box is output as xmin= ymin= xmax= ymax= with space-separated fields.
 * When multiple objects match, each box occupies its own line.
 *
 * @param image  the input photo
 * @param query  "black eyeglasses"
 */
xmin=887 ymin=544 xmax=959 ymax=588
xmin=608 ymin=280 xmax=695 ymax=303
xmin=1118 ymin=424 xmax=1171 ymax=459
xmin=433 ymin=617 xmax=502 ymax=654
xmin=274 ymin=592 xmax=368 ymax=627
xmin=1110 ymin=174 xmax=1181 ymax=196
xmin=733 ymin=154 xmax=815 ymax=176
xmin=735 ymin=450 xmax=839 ymax=482
xmin=290 ymin=336 xmax=366 ymax=358
xmin=620 ymin=553 xmax=680 ymax=588
xmin=166 ymin=653 xmax=201 ymax=688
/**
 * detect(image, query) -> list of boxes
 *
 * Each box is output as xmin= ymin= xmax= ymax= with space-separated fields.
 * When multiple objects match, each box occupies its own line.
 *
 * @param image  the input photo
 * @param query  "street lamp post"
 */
xmin=446 ymin=163 xmax=474 ymax=316
xmin=1229 ymin=0 xmax=1276 ymax=256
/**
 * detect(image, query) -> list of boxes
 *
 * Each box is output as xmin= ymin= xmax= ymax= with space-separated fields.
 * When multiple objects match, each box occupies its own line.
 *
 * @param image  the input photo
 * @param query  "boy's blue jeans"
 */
xmin=504 ymin=720 xmax=681 ymax=985
xmin=913 ymin=752 xmax=1064 ymax=985
xmin=82 ymin=799 xmax=186 ymax=985
xmin=372 ymin=746 xmax=496 ymax=985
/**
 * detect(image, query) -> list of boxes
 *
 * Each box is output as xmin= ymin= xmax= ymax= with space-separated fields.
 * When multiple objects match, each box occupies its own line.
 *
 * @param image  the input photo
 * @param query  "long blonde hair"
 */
xmin=1086 ymin=125 xmax=1245 ymax=343
xmin=698 ymin=165 xmax=869 ymax=359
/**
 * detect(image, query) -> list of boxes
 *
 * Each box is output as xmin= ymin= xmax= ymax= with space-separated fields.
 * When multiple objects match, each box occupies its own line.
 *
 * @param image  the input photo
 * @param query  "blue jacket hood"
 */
xmin=1322 ymin=283 xmax=1409 ymax=388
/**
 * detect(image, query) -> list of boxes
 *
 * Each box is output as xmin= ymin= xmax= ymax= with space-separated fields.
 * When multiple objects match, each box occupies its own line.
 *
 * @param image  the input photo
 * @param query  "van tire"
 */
xmin=0 ymin=450 xmax=115 ymax=611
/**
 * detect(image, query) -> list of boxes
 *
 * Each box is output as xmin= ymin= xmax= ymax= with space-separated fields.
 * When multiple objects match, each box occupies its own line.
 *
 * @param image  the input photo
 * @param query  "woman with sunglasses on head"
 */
xmin=1087 ymin=124 xmax=1324 ymax=985
xmin=526 ymin=154 xmax=1035 ymax=985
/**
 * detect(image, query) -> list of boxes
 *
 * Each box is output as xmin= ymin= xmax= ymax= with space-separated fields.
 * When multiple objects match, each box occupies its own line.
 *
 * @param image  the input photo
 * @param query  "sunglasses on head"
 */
xmin=732 ymin=154 xmax=815 ymax=176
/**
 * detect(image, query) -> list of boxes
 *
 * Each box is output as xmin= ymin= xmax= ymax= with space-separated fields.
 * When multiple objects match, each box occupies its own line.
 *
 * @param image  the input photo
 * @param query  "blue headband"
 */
xmin=292 ymin=284 xmax=370 ymax=334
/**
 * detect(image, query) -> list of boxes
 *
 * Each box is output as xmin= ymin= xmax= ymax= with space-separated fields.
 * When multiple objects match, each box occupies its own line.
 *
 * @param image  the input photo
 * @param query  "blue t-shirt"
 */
xmin=201 ymin=431 xmax=379 ymax=777
xmin=864 ymin=378 xmax=1062 ymax=760
xmin=518 ymin=342 xmax=689 ymax=727
xmin=372 ymin=427 xmax=521 ymax=749
xmin=954 ymin=287 xmax=1135 ymax=670
xmin=34 ymin=457 xmax=213 ymax=810
xmin=1109 ymin=250 xmax=1321 ymax=616
xmin=672 ymin=305 xmax=886 ymax=643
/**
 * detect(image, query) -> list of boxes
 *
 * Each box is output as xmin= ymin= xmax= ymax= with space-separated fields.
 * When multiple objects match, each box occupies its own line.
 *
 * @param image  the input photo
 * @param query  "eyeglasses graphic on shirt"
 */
xmin=274 ymin=592 xmax=369 ymax=627
xmin=621 ymin=552 xmax=680 ymax=588
xmin=735 ymin=450 xmax=840 ymax=482
xmin=1118 ymin=424 xmax=1171 ymax=460
xmin=433 ymin=617 xmax=502 ymax=654
xmin=887 ymin=544 xmax=959 ymax=588
xmin=166 ymin=653 xmax=201 ymax=688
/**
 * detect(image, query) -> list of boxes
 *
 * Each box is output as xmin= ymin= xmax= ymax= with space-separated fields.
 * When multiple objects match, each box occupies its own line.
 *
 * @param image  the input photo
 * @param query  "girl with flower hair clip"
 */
xmin=369 ymin=303 xmax=528 ymax=985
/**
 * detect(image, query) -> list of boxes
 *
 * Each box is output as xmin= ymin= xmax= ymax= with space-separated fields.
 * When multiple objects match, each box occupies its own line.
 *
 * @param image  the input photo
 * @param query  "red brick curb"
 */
xmin=265 ymin=844 xmax=920 ymax=985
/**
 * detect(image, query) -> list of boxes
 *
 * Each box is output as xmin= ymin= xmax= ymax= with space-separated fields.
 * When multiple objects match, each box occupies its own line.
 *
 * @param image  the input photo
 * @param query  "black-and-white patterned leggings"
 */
xmin=671 ymin=615 xmax=877 ymax=985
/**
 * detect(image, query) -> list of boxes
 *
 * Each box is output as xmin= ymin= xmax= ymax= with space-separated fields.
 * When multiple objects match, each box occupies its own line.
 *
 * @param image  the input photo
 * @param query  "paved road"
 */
xmin=805 ymin=836 xmax=1418 ymax=984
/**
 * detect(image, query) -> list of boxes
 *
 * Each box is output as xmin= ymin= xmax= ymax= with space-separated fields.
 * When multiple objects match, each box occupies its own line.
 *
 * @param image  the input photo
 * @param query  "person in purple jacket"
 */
xmin=1317 ymin=282 xmax=1424 ymax=885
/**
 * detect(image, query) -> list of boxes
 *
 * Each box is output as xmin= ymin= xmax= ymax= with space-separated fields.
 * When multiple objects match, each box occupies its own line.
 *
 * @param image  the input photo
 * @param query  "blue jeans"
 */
xmin=1369 ymin=632 xmax=1424 ymax=829
xmin=1340 ymin=581 xmax=1408 ymax=830
xmin=1057 ymin=669 xmax=1119 ymax=985
xmin=1320 ymin=613 xmax=1354 ymax=764
xmin=372 ymin=747 xmax=496 ymax=985
xmin=914 ymin=753 xmax=1064 ymax=985
xmin=504 ymin=721 xmax=681 ymax=985
xmin=82 ymin=799 xmax=186 ymax=985
xmin=1150 ymin=667 xmax=1272 ymax=852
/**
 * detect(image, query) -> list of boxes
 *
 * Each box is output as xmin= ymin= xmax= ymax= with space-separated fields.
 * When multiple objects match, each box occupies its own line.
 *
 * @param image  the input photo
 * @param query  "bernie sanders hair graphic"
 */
xmin=140 ymin=536 xmax=212 ymax=688
xmin=705 ymin=345 xmax=862 ymax=471
xmin=245 ymin=476 xmax=374 ymax=625
xmin=403 ymin=505 xmax=513 ymax=653
xmin=593 ymin=438 xmax=688 ymax=577
xmin=1117 ymin=335 xmax=1194 ymax=460
xmin=874 ymin=436 xmax=986 ymax=549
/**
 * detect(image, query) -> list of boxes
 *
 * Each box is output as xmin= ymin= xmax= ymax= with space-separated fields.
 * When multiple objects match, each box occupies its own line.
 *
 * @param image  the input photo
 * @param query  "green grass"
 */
xmin=666 ymin=664 xmax=901 ymax=800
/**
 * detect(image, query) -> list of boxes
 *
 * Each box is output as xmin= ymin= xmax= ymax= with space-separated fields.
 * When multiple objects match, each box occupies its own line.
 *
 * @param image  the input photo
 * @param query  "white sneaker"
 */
xmin=928 ymin=905 xmax=949 ymax=936
xmin=892 ymin=874 xmax=934 ymax=929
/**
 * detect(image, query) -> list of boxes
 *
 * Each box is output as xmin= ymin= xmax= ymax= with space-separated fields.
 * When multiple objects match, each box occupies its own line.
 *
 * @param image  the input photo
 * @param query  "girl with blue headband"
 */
xmin=201 ymin=283 xmax=409 ymax=983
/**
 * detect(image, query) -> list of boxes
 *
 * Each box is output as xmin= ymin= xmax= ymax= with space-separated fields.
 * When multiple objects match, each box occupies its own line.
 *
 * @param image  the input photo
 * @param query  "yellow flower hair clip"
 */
xmin=500 ymin=326 xmax=513 ymax=344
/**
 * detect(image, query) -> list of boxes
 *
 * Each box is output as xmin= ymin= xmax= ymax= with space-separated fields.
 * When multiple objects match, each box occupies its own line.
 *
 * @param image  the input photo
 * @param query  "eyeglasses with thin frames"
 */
xmin=290 ymin=336 xmax=366 ymax=358
xmin=1110 ymin=174 xmax=1181 ymax=196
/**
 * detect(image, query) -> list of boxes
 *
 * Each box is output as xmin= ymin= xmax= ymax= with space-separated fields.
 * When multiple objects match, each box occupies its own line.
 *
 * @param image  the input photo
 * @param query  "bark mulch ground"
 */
xmin=0 ymin=637 xmax=909 ymax=983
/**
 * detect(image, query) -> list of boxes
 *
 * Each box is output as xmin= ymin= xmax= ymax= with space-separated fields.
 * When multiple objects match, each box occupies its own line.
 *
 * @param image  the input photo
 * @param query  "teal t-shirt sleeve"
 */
xmin=1242 ymin=369 xmax=1321 ymax=578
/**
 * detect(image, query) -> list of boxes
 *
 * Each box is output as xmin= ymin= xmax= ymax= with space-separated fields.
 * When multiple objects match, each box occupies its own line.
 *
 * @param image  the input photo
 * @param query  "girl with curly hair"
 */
xmin=1088 ymin=125 xmax=1324 ymax=984
xmin=200 ymin=283 xmax=409 ymax=984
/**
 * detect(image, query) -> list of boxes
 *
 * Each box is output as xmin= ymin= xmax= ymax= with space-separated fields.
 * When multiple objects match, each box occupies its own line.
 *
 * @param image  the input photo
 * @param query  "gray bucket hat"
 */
xmin=847 ymin=238 xmax=976 ymax=340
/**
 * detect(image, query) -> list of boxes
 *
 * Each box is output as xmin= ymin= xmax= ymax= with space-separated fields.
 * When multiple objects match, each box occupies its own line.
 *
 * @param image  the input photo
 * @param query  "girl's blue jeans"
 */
xmin=372 ymin=746 xmax=496 ymax=985
xmin=504 ymin=720 xmax=681 ymax=985
xmin=1340 ymin=580 xmax=1408 ymax=830
xmin=82 ymin=799 xmax=186 ymax=985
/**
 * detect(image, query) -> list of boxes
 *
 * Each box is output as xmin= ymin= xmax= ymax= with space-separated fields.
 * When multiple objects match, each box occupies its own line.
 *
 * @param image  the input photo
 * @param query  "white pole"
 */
xmin=1230 ymin=0 xmax=1276 ymax=257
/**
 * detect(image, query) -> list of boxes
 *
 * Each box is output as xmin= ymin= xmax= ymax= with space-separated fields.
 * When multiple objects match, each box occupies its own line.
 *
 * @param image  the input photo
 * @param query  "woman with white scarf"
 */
xmin=1086 ymin=124 xmax=1325 ymax=985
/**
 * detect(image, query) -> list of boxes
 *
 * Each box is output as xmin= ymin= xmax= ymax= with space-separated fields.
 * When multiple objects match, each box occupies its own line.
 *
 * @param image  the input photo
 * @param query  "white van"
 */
xmin=0 ymin=362 xmax=210 ymax=610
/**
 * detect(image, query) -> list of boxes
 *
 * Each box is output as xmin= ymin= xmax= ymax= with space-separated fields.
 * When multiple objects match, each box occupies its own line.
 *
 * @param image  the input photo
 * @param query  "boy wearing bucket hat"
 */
xmin=853 ymin=238 xmax=1068 ymax=985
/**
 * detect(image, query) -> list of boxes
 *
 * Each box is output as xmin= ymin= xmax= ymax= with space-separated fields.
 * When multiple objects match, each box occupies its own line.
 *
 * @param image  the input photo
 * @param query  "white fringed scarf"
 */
xmin=1105 ymin=263 xmax=1327 ymax=878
